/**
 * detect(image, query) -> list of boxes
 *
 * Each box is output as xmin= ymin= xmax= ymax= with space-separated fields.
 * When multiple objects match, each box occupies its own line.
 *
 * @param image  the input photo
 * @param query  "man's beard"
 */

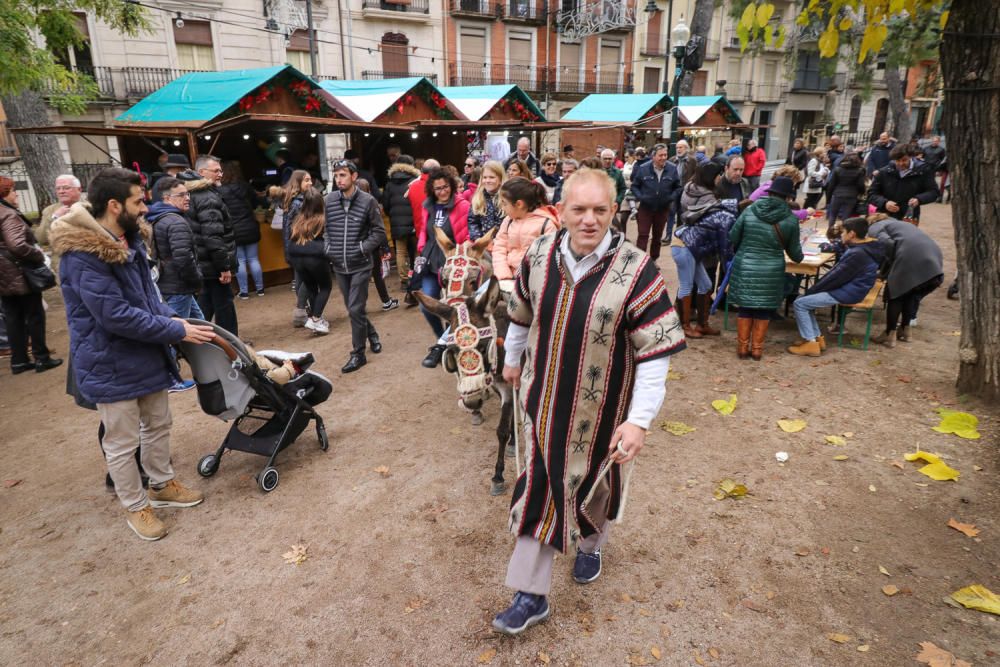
xmin=118 ymin=208 xmax=141 ymax=234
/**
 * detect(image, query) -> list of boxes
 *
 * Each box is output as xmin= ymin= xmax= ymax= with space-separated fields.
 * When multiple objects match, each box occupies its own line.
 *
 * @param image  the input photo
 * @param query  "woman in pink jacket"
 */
xmin=493 ymin=177 xmax=561 ymax=281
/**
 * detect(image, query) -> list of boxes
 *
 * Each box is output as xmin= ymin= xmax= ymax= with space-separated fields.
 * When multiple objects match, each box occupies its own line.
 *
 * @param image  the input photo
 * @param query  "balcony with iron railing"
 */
xmin=719 ymin=80 xmax=752 ymax=101
xmin=361 ymin=0 xmax=430 ymax=13
xmin=503 ymin=0 xmax=546 ymax=23
xmin=447 ymin=63 xmax=632 ymax=94
xmin=753 ymin=82 xmax=784 ymax=103
xmin=640 ymin=33 xmax=668 ymax=57
xmin=451 ymin=0 xmax=502 ymax=18
xmin=361 ymin=70 xmax=438 ymax=83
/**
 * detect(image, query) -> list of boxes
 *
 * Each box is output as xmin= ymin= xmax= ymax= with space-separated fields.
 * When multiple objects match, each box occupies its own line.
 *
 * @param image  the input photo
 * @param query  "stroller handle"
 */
xmin=210 ymin=333 xmax=239 ymax=362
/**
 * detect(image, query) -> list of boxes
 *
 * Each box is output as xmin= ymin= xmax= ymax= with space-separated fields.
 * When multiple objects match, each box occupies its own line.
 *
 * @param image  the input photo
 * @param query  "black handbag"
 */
xmin=1 ymin=248 xmax=56 ymax=292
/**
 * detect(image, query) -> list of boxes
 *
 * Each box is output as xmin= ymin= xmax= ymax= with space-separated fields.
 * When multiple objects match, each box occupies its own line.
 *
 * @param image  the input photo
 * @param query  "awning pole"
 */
xmin=208 ymin=131 xmax=222 ymax=156
xmin=186 ymin=131 xmax=198 ymax=164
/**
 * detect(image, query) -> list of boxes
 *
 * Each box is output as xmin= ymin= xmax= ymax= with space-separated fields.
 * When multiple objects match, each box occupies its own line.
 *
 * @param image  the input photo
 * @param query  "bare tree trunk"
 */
xmin=0 ymin=91 xmax=68 ymax=211
xmin=679 ymin=0 xmax=716 ymax=96
xmin=883 ymin=66 xmax=914 ymax=141
xmin=940 ymin=0 xmax=1000 ymax=402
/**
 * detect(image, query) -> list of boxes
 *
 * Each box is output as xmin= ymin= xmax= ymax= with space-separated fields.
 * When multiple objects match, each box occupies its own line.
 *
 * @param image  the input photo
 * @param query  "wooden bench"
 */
xmin=836 ymin=279 xmax=885 ymax=350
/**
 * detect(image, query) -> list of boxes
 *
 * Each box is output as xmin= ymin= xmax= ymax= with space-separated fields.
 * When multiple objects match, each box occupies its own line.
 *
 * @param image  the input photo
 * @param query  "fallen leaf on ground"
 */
xmin=915 ymin=641 xmax=972 ymax=667
xmin=948 ymin=330 xmax=962 ymax=336
xmin=932 ymin=408 xmax=981 ymax=440
xmin=693 ymin=652 xmax=705 ymax=666
xmin=777 ymin=419 xmax=807 ymax=433
xmin=843 ymin=431 xmax=854 ymax=438
xmin=814 ymin=480 xmax=829 ymax=486
xmin=904 ymin=451 xmax=960 ymax=481
xmin=713 ymin=478 xmax=748 ymax=500
xmin=177 ymin=574 xmax=191 ymax=585
xmin=890 ymin=460 xmax=905 ymax=469
xmin=3 ymin=479 xmax=23 ymax=488
xmin=879 ymin=565 xmax=891 ymax=576
xmin=282 ymin=544 xmax=308 ymax=565
xmin=626 ymin=654 xmax=648 ymax=666
xmin=667 ymin=370 xmax=683 ymax=381
xmin=476 ymin=648 xmax=497 ymax=664
xmin=660 ymin=420 xmax=696 ymax=436
xmin=950 ymin=584 xmax=1000 ymax=615
xmin=827 ymin=633 xmax=852 ymax=643
xmin=824 ymin=435 xmax=847 ymax=446
xmin=536 ymin=651 xmax=550 ymax=665
xmin=650 ymin=645 xmax=662 ymax=660
xmin=621 ymin=592 xmax=633 ymax=603
xmin=711 ymin=394 xmax=738 ymax=415
xmin=973 ymin=465 xmax=983 ymax=471
xmin=373 ymin=465 xmax=391 ymax=477
xmin=795 ymin=547 xmax=811 ymax=556
xmin=833 ymin=455 xmax=849 ymax=461
xmin=882 ymin=584 xmax=899 ymax=596
xmin=857 ymin=645 xmax=870 ymax=653
xmin=898 ymin=375 xmax=912 ymax=383
xmin=708 ymin=647 xmax=720 ymax=659
xmin=821 ymin=547 xmax=831 ymax=555
xmin=404 ymin=597 xmax=427 ymax=613
xmin=947 ymin=518 xmax=980 ymax=538
xmin=740 ymin=598 xmax=765 ymax=612
xmin=869 ymin=485 xmax=877 ymax=492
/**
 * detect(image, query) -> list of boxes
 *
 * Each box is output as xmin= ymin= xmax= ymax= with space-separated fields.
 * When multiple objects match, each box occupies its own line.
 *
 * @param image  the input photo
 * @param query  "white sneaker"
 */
xmin=306 ymin=317 xmax=329 ymax=335
xmin=304 ymin=317 xmax=318 ymax=332
xmin=909 ymin=318 xmax=918 ymax=327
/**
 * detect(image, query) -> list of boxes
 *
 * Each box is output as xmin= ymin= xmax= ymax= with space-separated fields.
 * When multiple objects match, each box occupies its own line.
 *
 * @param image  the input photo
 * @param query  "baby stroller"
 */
xmin=178 ymin=319 xmax=332 ymax=493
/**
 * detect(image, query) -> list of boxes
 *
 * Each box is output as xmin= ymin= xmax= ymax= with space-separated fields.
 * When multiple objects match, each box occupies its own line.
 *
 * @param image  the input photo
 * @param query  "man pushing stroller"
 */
xmin=50 ymin=167 xmax=217 ymax=541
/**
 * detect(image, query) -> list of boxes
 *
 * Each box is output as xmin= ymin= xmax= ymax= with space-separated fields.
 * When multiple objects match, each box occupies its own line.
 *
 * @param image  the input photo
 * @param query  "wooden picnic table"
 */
xmin=785 ymin=252 xmax=835 ymax=276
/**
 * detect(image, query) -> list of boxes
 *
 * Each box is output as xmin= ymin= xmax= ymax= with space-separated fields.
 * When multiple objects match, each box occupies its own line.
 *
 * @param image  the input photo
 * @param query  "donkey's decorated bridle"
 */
xmin=440 ymin=241 xmax=483 ymax=304
xmin=442 ymin=300 xmax=497 ymax=405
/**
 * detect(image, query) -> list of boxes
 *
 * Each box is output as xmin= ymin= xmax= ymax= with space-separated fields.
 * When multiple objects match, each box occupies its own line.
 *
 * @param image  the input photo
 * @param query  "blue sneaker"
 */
xmin=572 ymin=548 xmax=602 ymax=584
xmin=492 ymin=592 xmax=550 ymax=636
xmin=169 ymin=379 xmax=196 ymax=393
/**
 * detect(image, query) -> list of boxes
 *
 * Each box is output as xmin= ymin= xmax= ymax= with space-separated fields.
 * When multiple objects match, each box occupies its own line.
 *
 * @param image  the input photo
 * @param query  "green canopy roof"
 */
xmin=320 ymin=77 xmax=462 ymax=122
xmin=115 ymin=65 xmax=330 ymax=125
xmin=562 ymin=94 xmax=743 ymax=125
xmin=437 ymin=85 xmax=545 ymax=121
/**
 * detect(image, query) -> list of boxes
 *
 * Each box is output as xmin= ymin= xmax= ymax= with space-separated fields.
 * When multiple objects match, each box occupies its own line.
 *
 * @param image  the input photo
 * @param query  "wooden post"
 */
xmin=186 ymin=131 xmax=198 ymax=165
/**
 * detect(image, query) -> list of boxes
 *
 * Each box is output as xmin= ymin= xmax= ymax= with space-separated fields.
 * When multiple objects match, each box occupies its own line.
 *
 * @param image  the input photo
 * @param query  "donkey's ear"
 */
xmin=413 ymin=291 xmax=455 ymax=322
xmin=470 ymin=227 xmax=497 ymax=258
xmin=434 ymin=226 xmax=456 ymax=256
xmin=474 ymin=276 xmax=502 ymax=315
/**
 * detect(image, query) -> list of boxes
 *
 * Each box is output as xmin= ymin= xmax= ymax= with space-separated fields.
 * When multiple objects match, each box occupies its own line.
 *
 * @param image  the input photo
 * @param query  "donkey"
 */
xmin=415 ymin=276 xmax=516 ymax=496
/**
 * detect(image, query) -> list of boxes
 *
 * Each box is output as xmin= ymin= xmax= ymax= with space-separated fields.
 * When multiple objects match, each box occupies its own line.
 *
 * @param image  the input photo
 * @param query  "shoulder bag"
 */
xmin=1 ymin=247 xmax=56 ymax=292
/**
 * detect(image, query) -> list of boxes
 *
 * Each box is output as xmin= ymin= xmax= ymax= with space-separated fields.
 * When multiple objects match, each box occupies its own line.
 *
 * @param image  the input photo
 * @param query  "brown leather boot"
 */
xmin=696 ymin=293 xmax=721 ymax=336
xmin=736 ymin=317 xmax=752 ymax=359
xmin=750 ymin=318 xmax=770 ymax=361
xmin=680 ymin=295 xmax=703 ymax=339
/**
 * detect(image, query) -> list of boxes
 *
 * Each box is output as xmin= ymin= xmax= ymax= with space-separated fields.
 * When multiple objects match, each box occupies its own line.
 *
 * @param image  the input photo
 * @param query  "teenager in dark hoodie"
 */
xmin=825 ymin=152 xmax=866 ymax=227
xmin=787 ymin=217 xmax=885 ymax=357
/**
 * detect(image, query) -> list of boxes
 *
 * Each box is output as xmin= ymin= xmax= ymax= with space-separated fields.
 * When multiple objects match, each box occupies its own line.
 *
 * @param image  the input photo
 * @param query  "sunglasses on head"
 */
xmin=333 ymin=159 xmax=357 ymax=172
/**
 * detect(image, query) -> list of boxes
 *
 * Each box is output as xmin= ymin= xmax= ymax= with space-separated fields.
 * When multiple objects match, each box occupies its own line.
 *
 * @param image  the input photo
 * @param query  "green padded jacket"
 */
xmin=727 ymin=197 xmax=804 ymax=310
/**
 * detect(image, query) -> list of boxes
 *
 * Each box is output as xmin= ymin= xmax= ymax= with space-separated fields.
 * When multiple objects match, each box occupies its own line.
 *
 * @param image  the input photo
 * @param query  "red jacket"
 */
xmin=744 ymin=147 xmax=767 ymax=177
xmin=418 ymin=197 xmax=471 ymax=253
xmin=406 ymin=174 xmax=429 ymax=242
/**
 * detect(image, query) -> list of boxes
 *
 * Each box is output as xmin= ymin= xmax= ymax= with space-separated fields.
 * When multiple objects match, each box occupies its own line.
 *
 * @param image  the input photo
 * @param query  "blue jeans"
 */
xmin=420 ymin=272 xmax=444 ymax=339
xmin=236 ymin=243 xmax=264 ymax=294
xmin=792 ymin=291 xmax=839 ymax=341
xmin=163 ymin=293 xmax=205 ymax=320
xmin=670 ymin=246 xmax=712 ymax=298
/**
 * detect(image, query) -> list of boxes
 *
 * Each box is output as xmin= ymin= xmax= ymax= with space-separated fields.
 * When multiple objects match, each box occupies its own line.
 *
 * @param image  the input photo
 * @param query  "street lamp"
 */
xmin=669 ymin=17 xmax=691 ymax=158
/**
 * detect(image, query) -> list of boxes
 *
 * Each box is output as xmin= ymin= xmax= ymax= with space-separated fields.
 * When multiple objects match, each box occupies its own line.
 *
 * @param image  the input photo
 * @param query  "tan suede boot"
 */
xmin=787 ymin=339 xmax=822 ymax=357
xmin=696 ymin=293 xmax=721 ymax=336
xmin=681 ymin=295 xmax=703 ymax=339
xmin=750 ymin=319 xmax=770 ymax=361
xmin=736 ymin=317 xmax=753 ymax=359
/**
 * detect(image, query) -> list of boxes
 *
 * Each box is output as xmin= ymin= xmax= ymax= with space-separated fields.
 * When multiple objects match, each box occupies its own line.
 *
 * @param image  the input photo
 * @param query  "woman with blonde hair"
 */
xmin=287 ymin=189 xmax=332 ymax=334
xmin=282 ymin=169 xmax=313 ymax=326
xmin=468 ymin=160 xmax=506 ymax=241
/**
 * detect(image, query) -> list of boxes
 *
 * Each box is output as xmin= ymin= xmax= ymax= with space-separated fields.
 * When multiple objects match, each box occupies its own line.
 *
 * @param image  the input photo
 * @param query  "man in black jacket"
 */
xmin=178 ymin=156 xmax=239 ymax=335
xmin=868 ymin=145 xmax=939 ymax=222
xmin=325 ymin=160 xmax=388 ymax=373
xmin=382 ymin=155 xmax=420 ymax=305
xmin=148 ymin=178 xmax=203 ymax=319
xmin=628 ymin=143 xmax=680 ymax=260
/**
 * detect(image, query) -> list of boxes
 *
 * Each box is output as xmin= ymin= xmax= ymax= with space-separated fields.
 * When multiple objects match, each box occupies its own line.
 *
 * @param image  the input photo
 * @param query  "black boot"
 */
xmin=422 ymin=344 xmax=446 ymax=368
xmin=368 ymin=331 xmax=382 ymax=354
xmin=35 ymin=357 xmax=64 ymax=373
xmin=341 ymin=350 xmax=367 ymax=374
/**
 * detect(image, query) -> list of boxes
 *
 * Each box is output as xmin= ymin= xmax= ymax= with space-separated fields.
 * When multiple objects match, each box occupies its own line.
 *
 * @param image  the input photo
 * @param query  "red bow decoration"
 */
xmin=305 ymin=96 xmax=321 ymax=112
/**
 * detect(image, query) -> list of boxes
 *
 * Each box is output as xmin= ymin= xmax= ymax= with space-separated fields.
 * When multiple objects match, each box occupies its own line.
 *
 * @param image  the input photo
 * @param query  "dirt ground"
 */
xmin=1 ymin=203 xmax=997 ymax=666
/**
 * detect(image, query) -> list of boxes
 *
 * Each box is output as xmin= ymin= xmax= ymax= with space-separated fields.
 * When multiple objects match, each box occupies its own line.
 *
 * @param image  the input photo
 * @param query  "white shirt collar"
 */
xmin=560 ymin=229 xmax=614 ymax=275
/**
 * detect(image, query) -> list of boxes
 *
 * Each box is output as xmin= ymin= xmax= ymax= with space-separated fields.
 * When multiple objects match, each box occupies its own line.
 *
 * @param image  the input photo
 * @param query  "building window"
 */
xmin=792 ymin=51 xmax=833 ymax=91
xmin=848 ymin=95 xmax=863 ymax=133
xmin=459 ymin=25 xmax=488 ymax=81
xmin=691 ymin=70 xmax=708 ymax=96
xmin=286 ymin=30 xmax=314 ymax=75
xmin=643 ymin=67 xmax=661 ymax=94
xmin=507 ymin=29 xmax=534 ymax=86
xmin=381 ymin=32 xmax=409 ymax=76
xmin=55 ymin=13 xmax=95 ymax=73
xmin=174 ymin=20 xmax=214 ymax=70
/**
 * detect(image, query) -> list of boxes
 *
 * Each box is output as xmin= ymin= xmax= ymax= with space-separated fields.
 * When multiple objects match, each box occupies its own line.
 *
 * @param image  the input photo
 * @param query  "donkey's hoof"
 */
xmin=471 ymin=410 xmax=485 ymax=426
xmin=490 ymin=481 xmax=508 ymax=496
xmin=505 ymin=443 xmax=516 ymax=458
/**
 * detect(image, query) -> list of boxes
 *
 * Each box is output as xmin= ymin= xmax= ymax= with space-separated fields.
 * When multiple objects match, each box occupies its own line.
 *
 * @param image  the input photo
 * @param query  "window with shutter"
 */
xmin=559 ymin=40 xmax=581 ymax=89
xmin=507 ymin=30 xmax=533 ymax=87
xmin=459 ymin=25 xmax=487 ymax=81
xmin=643 ymin=67 xmax=661 ymax=94
xmin=174 ymin=20 xmax=214 ymax=71
xmin=381 ymin=33 xmax=409 ymax=77
xmin=287 ymin=29 xmax=314 ymax=75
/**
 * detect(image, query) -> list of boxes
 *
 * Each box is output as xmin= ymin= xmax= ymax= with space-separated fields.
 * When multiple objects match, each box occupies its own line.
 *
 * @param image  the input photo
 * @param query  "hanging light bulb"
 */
xmin=432 ymin=132 xmax=438 ymax=137
xmin=310 ymin=133 xmax=317 ymax=138
xmin=203 ymin=134 xmax=211 ymax=140
xmin=173 ymin=139 xmax=181 ymax=146
xmin=278 ymin=136 xmax=287 ymax=144
xmin=389 ymin=132 xmax=395 ymax=138
xmin=174 ymin=13 xmax=184 ymax=29
xmin=411 ymin=132 xmax=418 ymax=139
xmin=364 ymin=133 xmax=370 ymax=137
xmin=243 ymin=134 xmax=250 ymax=140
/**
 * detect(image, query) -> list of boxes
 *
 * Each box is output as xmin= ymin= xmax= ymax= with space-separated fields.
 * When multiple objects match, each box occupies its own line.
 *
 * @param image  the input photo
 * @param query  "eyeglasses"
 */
xmin=433 ymin=185 xmax=452 ymax=192
xmin=168 ymin=192 xmax=191 ymax=200
xmin=465 ymin=162 xmax=475 ymax=168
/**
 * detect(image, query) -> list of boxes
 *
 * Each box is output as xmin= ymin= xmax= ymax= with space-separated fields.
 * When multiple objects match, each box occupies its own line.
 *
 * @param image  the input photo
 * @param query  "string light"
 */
xmin=278 ymin=136 xmax=287 ymax=143
xmin=243 ymin=134 xmax=250 ymax=140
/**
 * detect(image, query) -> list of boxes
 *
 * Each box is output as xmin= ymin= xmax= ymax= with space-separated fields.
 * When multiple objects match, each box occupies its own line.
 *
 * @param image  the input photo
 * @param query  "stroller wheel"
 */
xmin=258 ymin=467 xmax=279 ymax=493
xmin=317 ymin=423 xmax=329 ymax=451
xmin=197 ymin=454 xmax=220 ymax=477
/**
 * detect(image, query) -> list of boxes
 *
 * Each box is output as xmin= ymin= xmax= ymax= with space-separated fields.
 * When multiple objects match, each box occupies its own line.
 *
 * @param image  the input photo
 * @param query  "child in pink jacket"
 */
xmin=493 ymin=177 xmax=561 ymax=281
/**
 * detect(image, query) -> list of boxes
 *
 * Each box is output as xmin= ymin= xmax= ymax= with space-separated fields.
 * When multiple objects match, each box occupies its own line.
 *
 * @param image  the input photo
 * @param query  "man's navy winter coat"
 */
xmin=50 ymin=203 xmax=185 ymax=405
xmin=629 ymin=160 xmax=680 ymax=211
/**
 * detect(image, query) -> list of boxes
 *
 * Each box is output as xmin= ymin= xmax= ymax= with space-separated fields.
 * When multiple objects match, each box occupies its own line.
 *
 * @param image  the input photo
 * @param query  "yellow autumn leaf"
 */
xmin=282 ymin=544 xmax=308 ymax=565
xmin=882 ymin=584 xmax=899 ymax=596
xmin=932 ymin=409 xmax=981 ymax=439
xmin=947 ymin=518 xmax=980 ymax=538
xmin=713 ymin=478 xmax=748 ymax=500
xmin=833 ymin=455 xmax=849 ymax=461
xmin=740 ymin=2 xmax=757 ymax=29
xmin=796 ymin=10 xmax=811 ymax=27
xmin=755 ymin=2 xmax=774 ymax=29
xmin=667 ymin=370 xmax=683 ymax=381
xmin=712 ymin=394 xmax=738 ymax=415
xmin=825 ymin=435 xmax=847 ymax=446
xmin=839 ymin=17 xmax=853 ymax=31
xmin=879 ymin=565 xmax=891 ymax=576
xmin=949 ymin=585 xmax=1000 ymax=616
xmin=827 ymin=632 xmax=852 ymax=643
xmin=778 ymin=419 xmax=807 ymax=433
xmin=476 ymin=648 xmax=497 ymax=664
xmin=915 ymin=641 xmax=972 ymax=667
xmin=857 ymin=645 xmax=870 ymax=653
xmin=904 ymin=451 xmax=960 ymax=481
xmin=650 ymin=645 xmax=662 ymax=661
xmin=818 ymin=23 xmax=839 ymax=58
xmin=660 ymin=421 xmax=696 ymax=436
xmin=775 ymin=24 xmax=786 ymax=49
xmin=764 ymin=23 xmax=774 ymax=45
xmin=537 ymin=650 xmax=551 ymax=665
xmin=940 ymin=10 xmax=950 ymax=29
xmin=889 ymin=0 xmax=905 ymax=14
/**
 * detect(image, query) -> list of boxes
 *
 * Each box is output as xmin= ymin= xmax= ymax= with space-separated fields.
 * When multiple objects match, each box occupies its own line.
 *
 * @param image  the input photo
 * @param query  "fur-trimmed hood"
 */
xmin=176 ymin=169 xmax=217 ymax=192
xmin=388 ymin=162 xmax=420 ymax=180
xmin=48 ymin=202 xmax=130 ymax=264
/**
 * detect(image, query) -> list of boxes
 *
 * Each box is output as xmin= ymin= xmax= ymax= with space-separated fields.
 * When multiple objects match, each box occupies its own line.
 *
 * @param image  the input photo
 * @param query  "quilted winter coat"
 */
xmin=491 ymin=205 xmax=560 ymax=280
xmin=0 ymin=200 xmax=44 ymax=296
xmin=727 ymin=197 xmax=804 ymax=310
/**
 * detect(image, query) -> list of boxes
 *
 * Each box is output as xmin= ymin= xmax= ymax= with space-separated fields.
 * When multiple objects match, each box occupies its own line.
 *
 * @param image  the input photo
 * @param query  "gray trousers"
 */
xmin=97 ymin=390 xmax=174 ymax=512
xmin=505 ymin=480 xmax=611 ymax=596
xmin=334 ymin=269 xmax=376 ymax=353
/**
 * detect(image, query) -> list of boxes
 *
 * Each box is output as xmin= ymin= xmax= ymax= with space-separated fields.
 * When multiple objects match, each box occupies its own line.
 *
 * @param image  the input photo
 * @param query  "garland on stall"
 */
xmin=640 ymin=102 xmax=669 ymax=121
xmin=496 ymin=95 xmax=540 ymax=122
xmin=236 ymin=79 xmax=331 ymax=116
xmin=390 ymin=84 xmax=456 ymax=119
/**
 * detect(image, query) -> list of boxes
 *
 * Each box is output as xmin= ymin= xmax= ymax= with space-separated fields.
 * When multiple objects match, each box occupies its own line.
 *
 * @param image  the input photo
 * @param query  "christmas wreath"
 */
xmin=236 ymin=79 xmax=332 ymax=116
xmin=496 ymin=95 xmax=540 ymax=122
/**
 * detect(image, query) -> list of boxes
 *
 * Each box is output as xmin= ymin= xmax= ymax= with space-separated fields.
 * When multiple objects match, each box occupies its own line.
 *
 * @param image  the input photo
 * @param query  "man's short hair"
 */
xmin=651 ymin=143 xmax=668 ymax=155
xmin=562 ymin=158 xmax=579 ymax=169
xmin=889 ymin=145 xmax=909 ymax=161
xmin=726 ymin=155 xmax=745 ymax=167
xmin=152 ymin=176 xmax=183 ymax=202
xmin=843 ymin=217 xmax=869 ymax=238
xmin=396 ymin=154 xmax=415 ymax=166
xmin=55 ymin=174 xmax=81 ymax=188
xmin=560 ymin=167 xmax=616 ymax=207
xmin=88 ymin=167 xmax=142 ymax=219
xmin=195 ymin=155 xmax=220 ymax=171
xmin=600 ymin=148 xmax=616 ymax=158
xmin=421 ymin=158 xmax=440 ymax=174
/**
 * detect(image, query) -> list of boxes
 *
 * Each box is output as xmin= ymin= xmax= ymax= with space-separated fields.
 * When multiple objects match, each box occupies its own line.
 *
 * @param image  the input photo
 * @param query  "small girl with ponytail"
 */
xmin=493 ymin=177 xmax=561 ymax=281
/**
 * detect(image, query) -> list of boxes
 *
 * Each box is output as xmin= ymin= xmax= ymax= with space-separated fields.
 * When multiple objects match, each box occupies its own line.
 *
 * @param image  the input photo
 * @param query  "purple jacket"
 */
xmin=749 ymin=180 xmax=809 ymax=221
